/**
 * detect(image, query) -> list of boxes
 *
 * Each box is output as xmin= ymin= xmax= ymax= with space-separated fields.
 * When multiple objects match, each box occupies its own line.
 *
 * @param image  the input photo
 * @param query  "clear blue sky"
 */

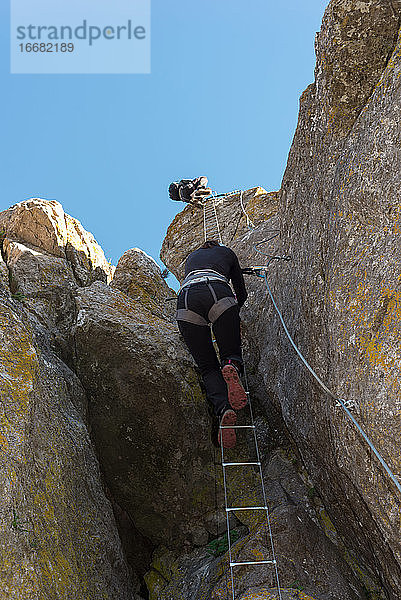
xmin=1 ymin=0 xmax=328 ymax=269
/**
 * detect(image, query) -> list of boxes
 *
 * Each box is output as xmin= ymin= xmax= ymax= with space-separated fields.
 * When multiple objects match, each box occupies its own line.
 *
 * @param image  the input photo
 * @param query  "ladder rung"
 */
xmin=222 ymin=461 xmax=261 ymax=467
xmin=226 ymin=506 xmax=267 ymax=511
xmin=230 ymin=560 xmax=276 ymax=567
xmin=219 ymin=425 xmax=255 ymax=429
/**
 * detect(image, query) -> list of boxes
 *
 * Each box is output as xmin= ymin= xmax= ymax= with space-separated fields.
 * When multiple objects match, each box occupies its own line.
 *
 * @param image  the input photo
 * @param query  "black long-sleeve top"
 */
xmin=184 ymin=245 xmax=248 ymax=307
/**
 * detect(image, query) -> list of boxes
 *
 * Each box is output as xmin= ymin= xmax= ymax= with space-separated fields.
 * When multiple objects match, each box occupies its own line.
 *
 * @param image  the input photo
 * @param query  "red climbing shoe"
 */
xmin=222 ymin=364 xmax=248 ymax=411
xmin=218 ymin=409 xmax=237 ymax=449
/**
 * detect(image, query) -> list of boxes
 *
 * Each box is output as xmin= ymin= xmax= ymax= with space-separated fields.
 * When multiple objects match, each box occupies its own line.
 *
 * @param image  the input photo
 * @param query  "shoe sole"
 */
xmin=218 ymin=410 xmax=237 ymax=449
xmin=222 ymin=365 xmax=248 ymax=410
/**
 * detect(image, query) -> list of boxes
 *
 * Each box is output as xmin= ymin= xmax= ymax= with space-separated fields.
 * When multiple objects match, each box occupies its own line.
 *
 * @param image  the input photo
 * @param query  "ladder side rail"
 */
xmin=243 ymin=364 xmax=283 ymax=599
xmin=221 ymin=442 xmax=236 ymax=600
xmin=212 ymin=198 xmax=223 ymax=244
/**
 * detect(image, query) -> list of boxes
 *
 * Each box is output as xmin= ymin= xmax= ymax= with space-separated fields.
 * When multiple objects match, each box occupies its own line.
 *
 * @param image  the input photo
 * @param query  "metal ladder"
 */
xmin=203 ymin=196 xmax=222 ymax=243
xmin=219 ymin=365 xmax=282 ymax=600
xmin=202 ymin=190 xmax=241 ymax=243
xmin=201 ymin=191 xmax=282 ymax=599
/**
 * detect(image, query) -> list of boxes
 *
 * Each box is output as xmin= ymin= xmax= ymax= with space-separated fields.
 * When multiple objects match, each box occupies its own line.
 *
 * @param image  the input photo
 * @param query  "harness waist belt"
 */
xmin=179 ymin=270 xmax=228 ymax=293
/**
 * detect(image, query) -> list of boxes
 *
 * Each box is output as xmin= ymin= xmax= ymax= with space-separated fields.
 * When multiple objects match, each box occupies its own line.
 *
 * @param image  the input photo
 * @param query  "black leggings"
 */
xmin=177 ymin=281 xmax=243 ymax=416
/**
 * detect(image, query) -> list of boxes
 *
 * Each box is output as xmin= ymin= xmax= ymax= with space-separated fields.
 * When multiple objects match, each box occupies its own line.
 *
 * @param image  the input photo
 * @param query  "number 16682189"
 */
xmin=19 ymin=43 xmax=74 ymax=52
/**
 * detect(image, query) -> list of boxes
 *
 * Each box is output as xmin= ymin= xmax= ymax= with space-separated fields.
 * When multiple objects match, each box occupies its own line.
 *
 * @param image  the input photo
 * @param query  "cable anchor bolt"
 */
xmin=242 ymin=266 xmax=267 ymax=277
xmin=335 ymin=398 xmax=356 ymax=410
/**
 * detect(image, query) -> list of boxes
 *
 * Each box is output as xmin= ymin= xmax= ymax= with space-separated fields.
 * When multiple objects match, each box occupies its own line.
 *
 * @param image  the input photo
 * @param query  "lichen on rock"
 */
xmin=0 ymin=289 xmax=136 ymax=599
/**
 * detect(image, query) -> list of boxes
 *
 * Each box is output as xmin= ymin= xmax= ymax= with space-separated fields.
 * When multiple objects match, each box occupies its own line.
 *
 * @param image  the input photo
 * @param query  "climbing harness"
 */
xmin=176 ymin=270 xmax=238 ymax=326
xmin=179 ymin=269 xmax=229 ymax=289
xmin=176 ymin=280 xmax=238 ymax=326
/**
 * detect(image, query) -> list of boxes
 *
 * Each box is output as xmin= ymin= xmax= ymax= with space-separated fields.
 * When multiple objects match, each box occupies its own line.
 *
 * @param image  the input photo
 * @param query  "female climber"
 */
xmin=176 ymin=240 xmax=248 ymax=449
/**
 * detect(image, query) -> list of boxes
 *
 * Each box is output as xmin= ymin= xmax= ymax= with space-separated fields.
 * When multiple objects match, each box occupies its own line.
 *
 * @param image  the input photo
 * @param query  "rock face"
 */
xmin=160 ymin=1 xmax=401 ymax=598
xmin=275 ymin=1 xmax=401 ymax=595
xmin=0 ymin=199 xmax=114 ymax=361
xmin=0 ymin=198 xmax=227 ymax=593
xmin=0 ymin=288 xmax=135 ymax=599
xmin=145 ymin=446 xmax=368 ymax=600
xmin=3 ymin=238 xmax=77 ymax=345
xmin=73 ymin=277 xmax=213 ymax=549
xmin=110 ymin=247 xmax=175 ymax=321
xmin=0 ymin=198 xmax=113 ymax=286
